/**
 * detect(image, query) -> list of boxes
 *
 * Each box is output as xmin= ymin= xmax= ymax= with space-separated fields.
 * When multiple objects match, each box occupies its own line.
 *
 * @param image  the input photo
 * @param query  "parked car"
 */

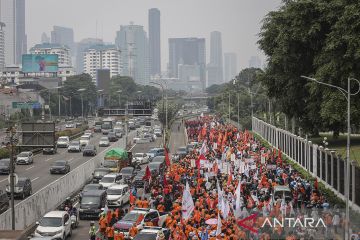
xmin=107 ymin=132 xmax=118 ymax=142
xmin=34 ymin=211 xmax=72 ymax=239
xmin=50 ymin=160 xmax=70 ymax=174
xmin=0 ymin=190 xmax=9 ymax=214
xmin=43 ymin=144 xmax=57 ymax=155
xmin=147 ymin=148 xmax=165 ymax=161
xmin=68 ymin=141 xmax=81 ymax=152
xmin=114 ymin=208 xmax=169 ymax=238
xmin=132 ymin=169 xmax=146 ymax=188
xmin=6 ymin=177 xmax=32 ymax=199
xmin=83 ymin=145 xmax=97 ymax=156
xmin=133 ymin=153 xmax=149 ymax=165
xmin=0 ymin=158 xmax=14 ymax=175
xmin=120 ymin=167 xmax=135 ymax=183
xmin=84 ymin=130 xmax=93 ymax=138
xmin=106 ymin=184 xmax=130 ymax=208
xmin=57 ymin=136 xmax=70 ymax=148
xmin=92 ymin=168 xmax=111 ymax=183
xmin=79 ymin=183 xmax=103 ymax=201
xmin=99 ymin=137 xmax=110 ymax=147
xmin=99 ymin=173 xmax=123 ymax=189
xmin=79 ymin=190 xmax=107 ymax=220
xmin=79 ymin=135 xmax=90 ymax=147
xmin=16 ymin=151 xmax=34 ymax=165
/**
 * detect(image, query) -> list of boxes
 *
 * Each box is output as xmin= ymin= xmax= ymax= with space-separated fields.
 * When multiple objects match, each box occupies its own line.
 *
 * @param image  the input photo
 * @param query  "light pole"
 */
xmin=301 ymin=75 xmax=360 ymax=240
xmin=116 ymin=90 xmax=122 ymax=106
xmin=77 ymin=88 xmax=86 ymax=118
xmin=150 ymin=82 xmax=166 ymax=145
xmin=6 ymin=125 xmax=16 ymax=230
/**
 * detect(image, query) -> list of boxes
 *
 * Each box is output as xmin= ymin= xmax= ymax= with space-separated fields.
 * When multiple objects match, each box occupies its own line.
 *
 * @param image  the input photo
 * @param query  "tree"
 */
xmin=62 ymin=74 xmax=97 ymax=116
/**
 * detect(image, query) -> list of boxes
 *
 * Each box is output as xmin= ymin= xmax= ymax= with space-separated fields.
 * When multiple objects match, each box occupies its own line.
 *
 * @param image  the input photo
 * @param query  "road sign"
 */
xmin=8 ymin=173 xmax=18 ymax=185
xmin=12 ymin=101 xmax=41 ymax=109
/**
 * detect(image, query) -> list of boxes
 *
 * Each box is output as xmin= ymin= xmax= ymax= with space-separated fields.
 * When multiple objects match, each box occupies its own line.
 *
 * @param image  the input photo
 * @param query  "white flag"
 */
xmin=235 ymin=182 xmax=241 ymax=212
xmin=222 ymin=199 xmax=230 ymax=219
xmin=216 ymin=213 xmax=222 ymax=236
xmin=185 ymin=181 xmax=190 ymax=192
xmin=181 ymin=189 xmax=194 ymax=220
xmin=280 ymin=193 xmax=286 ymax=216
xmin=217 ymin=181 xmax=223 ymax=211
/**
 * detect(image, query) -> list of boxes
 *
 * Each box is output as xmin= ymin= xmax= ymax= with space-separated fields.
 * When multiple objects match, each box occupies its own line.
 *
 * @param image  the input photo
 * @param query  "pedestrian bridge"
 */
xmin=99 ymin=108 xmax=152 ymax=116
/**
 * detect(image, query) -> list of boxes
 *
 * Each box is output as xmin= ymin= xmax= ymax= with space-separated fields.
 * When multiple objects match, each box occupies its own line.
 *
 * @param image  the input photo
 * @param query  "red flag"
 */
xmin=143 ymin=165 xmax=151 ymax=181
xmin=164 ymin=146 xmax=171 ymax=167
xmin=227 ymin=169 xmax=233 ymax=186
xmin=163 ymin=175 xmax=168 ymax=187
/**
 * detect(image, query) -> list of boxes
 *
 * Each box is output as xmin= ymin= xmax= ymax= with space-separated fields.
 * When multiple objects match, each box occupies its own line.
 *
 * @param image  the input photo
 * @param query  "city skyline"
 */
xmin=26 ymin=0 xmax=282 ymax=72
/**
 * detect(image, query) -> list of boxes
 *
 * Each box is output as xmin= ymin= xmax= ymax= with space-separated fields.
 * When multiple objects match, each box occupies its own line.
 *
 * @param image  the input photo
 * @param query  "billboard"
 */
xmin=22 ymin=54 xmax=59 ymax=73
xmin=21 ymin=122 xmax=55 ymax=147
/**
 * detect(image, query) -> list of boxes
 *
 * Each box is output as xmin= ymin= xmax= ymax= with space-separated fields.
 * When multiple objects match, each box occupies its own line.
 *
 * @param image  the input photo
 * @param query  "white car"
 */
xmin=99 ymin=173 xmax=122 ymax=189
xmin=99 ymin=137 xmax=110 ymax=147
xmin=84 ymin=130 xmax=93 ymax=137
xmin=79 ymin=135 xmax=90 ymax=147
xmin=56 ymin=136 xmax=70 ymax=148
xmin=154 ymin=129 xmax=162 ymax=137
xmin=65 ymin=123 xmax=75 ymax=128
xmin=106 ymin=184 xmax=130 ymax=207
xmin=34 ymin=211 xmax=72 ymax=239
xmin=133 ymin=153 xmax=149 ymax=164
xmin=16 ymin=151 xmax=34 ymax=165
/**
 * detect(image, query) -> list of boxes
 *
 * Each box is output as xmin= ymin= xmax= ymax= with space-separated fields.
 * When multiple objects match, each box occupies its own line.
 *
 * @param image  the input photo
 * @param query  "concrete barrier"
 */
xmin=0 ymin=137 xmax=126 ymax=230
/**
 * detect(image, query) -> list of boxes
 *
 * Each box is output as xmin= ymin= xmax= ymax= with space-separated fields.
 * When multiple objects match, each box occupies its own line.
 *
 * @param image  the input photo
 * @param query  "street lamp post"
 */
xmin=301 ymin=75 xmax=360 ymax=240
xmin=116 ymin=90 xmax=122 ymax=106
xmin=77 ymin=88 xmax=86 ymax=118
xmin=54 ymin=86 xmax=63 ymax=118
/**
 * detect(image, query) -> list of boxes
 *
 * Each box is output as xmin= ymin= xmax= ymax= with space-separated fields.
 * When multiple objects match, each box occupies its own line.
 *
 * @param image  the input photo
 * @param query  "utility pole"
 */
xmin=6 ymin=125 xmax=16 ymax=230
xmin=125 ymin=101 xmax=128 ymax=149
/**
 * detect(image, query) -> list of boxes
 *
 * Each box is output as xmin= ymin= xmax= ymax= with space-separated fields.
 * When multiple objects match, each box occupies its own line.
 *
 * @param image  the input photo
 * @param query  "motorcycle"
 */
xmin=69 ymin=207 xmax=79 ymax=229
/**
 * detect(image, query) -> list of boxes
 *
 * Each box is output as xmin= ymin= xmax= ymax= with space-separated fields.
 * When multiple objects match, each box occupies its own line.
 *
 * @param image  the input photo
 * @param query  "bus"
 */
xmin=101 ymin=118 xmax=115 ymax=135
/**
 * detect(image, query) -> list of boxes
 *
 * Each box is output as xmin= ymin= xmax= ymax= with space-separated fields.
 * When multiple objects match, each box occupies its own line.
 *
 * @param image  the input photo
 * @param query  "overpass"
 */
xmin=99 ymin=108 xmax=152 ymax=117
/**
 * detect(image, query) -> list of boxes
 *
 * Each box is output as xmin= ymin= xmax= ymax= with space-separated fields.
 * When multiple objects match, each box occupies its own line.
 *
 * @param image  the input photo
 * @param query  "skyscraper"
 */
xmin=249 ymin=55 xmax=261 ymax=68
xmin=0 ymin=22 xmax=4 ymax=71
xmin=76 ymin=38 xmax=103 ymax=74
xmin=207 ymin=31 xmax=223 ymax=86
xmin=41 ymin=32 xmax=50 ymax=44
xmin=168 ymin=38 xmax=206 ymax=88
xmin=0 ymin=0 xmax=26 ymax=65
xmin=148 ymin=8 xmax=161 ymax=76
xmin=115 ymin=23 xmax=150 ymax=85
xmin=224 ymin=52 xmax=237 ymax=82
xmin=51 ymin=26 xmax=75 ymax=56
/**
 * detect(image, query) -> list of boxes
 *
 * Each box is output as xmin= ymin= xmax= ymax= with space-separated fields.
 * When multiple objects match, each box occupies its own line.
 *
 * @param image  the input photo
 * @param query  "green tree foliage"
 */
xmin=156 ymin=101 xmax=181 ymax=129
xmin=258 ymin=0 xmax=360 ymax=137
xmin=62 ymin=74 xmax=97 ymax=116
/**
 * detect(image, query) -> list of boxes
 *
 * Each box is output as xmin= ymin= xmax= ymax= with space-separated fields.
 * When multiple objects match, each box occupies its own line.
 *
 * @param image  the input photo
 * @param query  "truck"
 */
xmin=103 ymin=148 xmax=132 ymax=173
xmin=113 ymin=208 xmax=169 ymax=239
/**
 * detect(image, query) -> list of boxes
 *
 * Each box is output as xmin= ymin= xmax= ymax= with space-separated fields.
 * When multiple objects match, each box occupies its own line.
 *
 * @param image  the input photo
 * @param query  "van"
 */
xmin=79 ymin=190 xmax=107 ymax=220
xmin=0 ymin=190 xmax=9 ymax=214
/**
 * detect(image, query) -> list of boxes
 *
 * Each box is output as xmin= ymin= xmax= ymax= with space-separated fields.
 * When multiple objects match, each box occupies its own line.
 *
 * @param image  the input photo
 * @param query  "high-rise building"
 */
xmin=41 ymin=32 xmax=50 ymax=44
xmin=29 ymin=43 xmax=72 ymax=67
xmin=51 ymin=26 xmax=75 ymax=56
xmin=224 ymin=52 xmax=237 ymax=82
xmin=0 ymin=22 xmax=5 ymax=71
xmin=76 ymin=38 xmax=103 ymax=74
xmin=148 ymin=8 xmax=161 ymax=76
xmin=207 ymin=31 xmax=223 ymax=86
xmin=168 ymin=38 xmax=206 ymax=89
xmin=115 ymin=23 xmax=149 ymax=85
xmin=0 ymin=0 xmax=27 ymax=65
xmin=83 ymin=44 xmax=122 ymax=82
xmin=249 ymin=55 xmax=261 ymax=68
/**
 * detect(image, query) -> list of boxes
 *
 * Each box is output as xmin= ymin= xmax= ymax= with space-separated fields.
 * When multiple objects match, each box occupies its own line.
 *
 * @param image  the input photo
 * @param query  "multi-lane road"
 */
xmin=0 ymin=124 xmax=136 ymax=205
xmin=69 ymin=119 xmax=186 ymax=239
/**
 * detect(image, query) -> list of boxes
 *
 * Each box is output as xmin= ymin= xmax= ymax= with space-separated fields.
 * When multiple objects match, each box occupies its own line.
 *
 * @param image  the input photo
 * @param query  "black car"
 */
xmin=120 ymin=167 xmax=135 ymax=183
xmin=83 ymin=145 xmax=97 ymax=156
xmin=79 ymin=190 xmax=107 ymax=220
xmin=0 ymin=190 xmax=9 ymax=214
xmin=132 ymin=169 xmax=146 ymax=188
xmin=42 ymin=144 xmax=57 ymax=155
xmin=50 ymin=160 xmax=70 ymax=174
xmin=0 ymin=158 xmax=14 ymax=175
xmin=92 ymin=168 xmax=111 ymax=183
xmin=79 ymin=183 xmax=104 ymax=200
xmin=6 ymin=177 xmax=32 ymax=199
xmin=108 ymin=132 xmax=118 ymax=142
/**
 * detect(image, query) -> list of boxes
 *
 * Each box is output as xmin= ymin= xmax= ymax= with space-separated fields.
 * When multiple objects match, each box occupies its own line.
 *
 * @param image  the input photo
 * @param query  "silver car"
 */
xmin=16 ymin=152 xmax=34 ymax=165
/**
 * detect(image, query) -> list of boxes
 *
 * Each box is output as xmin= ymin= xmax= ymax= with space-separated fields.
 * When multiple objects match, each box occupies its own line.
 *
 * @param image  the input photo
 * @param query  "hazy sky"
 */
xmin=26 ymin=0 xmax=282 ymax=71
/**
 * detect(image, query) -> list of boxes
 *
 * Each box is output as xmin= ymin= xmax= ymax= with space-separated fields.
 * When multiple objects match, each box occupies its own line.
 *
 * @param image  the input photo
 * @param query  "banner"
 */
xmin=181 ymin=189 xmax=194 ymax=220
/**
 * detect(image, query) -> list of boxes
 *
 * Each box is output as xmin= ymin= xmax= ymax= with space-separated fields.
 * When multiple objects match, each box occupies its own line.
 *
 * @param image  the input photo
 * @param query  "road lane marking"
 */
xmin=25 ymin=166 xmax=34 ymax=171
xmin=0 ymin=178 xmax=8 ymax=183
xmin=68 ymin=158 xmax=74 ymax=162
xmin=31 ymin=177 xmax=39 ymax=182
xmin=45 ymin=157 xmax=54 ymax=162
xmin=129 ymin=144 xmax=137 ymax=151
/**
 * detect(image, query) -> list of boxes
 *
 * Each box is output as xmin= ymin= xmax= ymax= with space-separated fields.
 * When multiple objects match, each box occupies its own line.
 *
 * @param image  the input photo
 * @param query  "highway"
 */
xmin=67 ymin=121 xmax=186 ymax=239
xmin=0 ymin=125 xmax=136 ymax=205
